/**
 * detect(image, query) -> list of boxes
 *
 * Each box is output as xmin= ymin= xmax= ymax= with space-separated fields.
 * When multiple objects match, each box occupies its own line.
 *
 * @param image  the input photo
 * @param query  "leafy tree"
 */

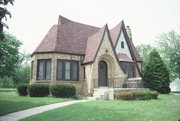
xmin=144 ymin=49 xmax=171 ymax=93
xmin=136 ymin=44 xmax=154 ymax=75
xmin=156 ymin=30 xmax=180 ymax=80
xmin=0 ymin=33 xmax=22 ymax=79
xmin=14 ymin=53 xmax=31 ymax=85
xmin=0 ymin=0 xmax=14 ymax=40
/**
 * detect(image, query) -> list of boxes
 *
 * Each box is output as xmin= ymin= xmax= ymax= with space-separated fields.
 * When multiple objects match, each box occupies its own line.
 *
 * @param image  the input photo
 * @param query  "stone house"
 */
xmin=31 ymin=15 xmax=142 ymax=95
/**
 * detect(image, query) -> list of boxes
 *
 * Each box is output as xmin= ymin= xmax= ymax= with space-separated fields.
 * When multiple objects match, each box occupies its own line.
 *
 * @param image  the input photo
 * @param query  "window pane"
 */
xmin=46 ymin=60 xmax=51 ymax=80
xmin=65 ymin=61 xmax=70 ymax=80
xmin=72 ymin=62 xmax=78 ymax=80
xmin=38 ymin=61 xmax=44 ymax=80
xmin=31 ymin=61 xmax=34 ymax=79
xmin=57 ymin=60 xmax=63 ymax=80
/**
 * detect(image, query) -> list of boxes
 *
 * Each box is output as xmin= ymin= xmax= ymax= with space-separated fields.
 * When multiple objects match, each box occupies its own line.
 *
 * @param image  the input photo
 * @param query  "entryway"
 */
xmin=98 ymin=61 xmax=108 ymax=86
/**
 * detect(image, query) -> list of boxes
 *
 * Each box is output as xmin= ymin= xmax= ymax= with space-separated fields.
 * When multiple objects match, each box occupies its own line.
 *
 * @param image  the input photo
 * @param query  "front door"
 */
xmin=98 ymin=61 xmax=108 ymax=86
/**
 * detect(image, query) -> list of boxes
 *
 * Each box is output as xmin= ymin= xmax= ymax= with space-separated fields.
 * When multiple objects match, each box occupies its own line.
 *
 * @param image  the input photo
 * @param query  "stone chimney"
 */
xmin=126 ymin=26 xmax=132 ymax=41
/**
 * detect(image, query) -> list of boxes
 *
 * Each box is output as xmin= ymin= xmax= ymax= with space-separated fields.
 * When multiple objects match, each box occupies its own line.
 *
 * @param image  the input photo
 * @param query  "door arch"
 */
xmin=98 ymin=61 xmax=108 ymax=86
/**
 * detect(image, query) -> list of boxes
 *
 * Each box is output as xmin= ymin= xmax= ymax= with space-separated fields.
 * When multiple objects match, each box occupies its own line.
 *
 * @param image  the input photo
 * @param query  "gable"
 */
xmin=115 ymin=30 xmax=132 ymax=60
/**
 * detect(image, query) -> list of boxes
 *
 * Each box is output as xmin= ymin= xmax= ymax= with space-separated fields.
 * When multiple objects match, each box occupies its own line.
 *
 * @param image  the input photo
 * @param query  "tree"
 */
xmin=0 ymin=33 xmax=22 ymax=78
xmin=156 ymin=30 xmax=180 ymax=80
xmin=144 ymin=49 xmax=171 ymax=93
xmin=13 ymin=53 xmax=31 ymax=85
xmin=0 ymin=0 xmax=14 ymax=40
xmin=136 ymin=44 xmax=154 ymax=75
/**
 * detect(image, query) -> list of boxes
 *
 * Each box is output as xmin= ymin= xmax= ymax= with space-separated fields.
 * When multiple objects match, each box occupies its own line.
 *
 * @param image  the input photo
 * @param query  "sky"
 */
xmin=5 ymin=0 xmax=180 ymax=53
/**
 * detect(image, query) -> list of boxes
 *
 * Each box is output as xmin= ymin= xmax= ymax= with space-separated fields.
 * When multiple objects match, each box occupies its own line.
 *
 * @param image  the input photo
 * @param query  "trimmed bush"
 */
xmin=28 ymin=84 xmax=49 ymax=97
xmin=149 ymin=91 xmax=158 ymax=99
xmin=133 ymin=91 xmax=151 ymax=100
xmin=115 ymin=92 xmax=134 ymax=100
xmin=17 ymin=84 xmax=28 ymax=96
xmin=115 ymin=90 xmax=158 ymax=100
xmin=50 ymin=84 xmax=76 ymax=98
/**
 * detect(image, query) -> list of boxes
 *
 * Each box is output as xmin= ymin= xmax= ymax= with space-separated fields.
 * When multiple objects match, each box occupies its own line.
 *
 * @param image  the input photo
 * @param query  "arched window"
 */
xmin=121 ymin=41 xmax=124 ymax=48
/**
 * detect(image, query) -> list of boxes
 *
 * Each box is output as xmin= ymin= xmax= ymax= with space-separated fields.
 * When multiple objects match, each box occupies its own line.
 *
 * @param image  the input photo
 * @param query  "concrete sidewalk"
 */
xmin=0 ymin=100 xmax=88 ymax=121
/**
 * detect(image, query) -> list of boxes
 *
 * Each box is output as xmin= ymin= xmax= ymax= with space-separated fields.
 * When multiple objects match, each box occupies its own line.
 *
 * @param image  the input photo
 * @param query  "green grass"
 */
xmin=0 ymin=88 xmax=17 ymax=92
xmin=21 ymin=94 xmax=180 ymax=121
xmin=0 ymin=92 xmax=70 ymax=116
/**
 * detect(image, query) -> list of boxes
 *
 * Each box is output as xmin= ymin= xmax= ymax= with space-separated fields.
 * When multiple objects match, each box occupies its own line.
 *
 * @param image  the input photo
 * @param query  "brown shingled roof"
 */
xmin=118 ymin=53 xmax=134 ymax=62
xmin=83 ymin=25 xmax=106 ymax=63
xmin=33 ymin=15 xmax=142 ymax=63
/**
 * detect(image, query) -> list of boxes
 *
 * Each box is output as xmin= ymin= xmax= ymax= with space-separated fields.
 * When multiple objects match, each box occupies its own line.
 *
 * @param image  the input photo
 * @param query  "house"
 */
xmin=31 ymin=15 xmax=143 ymax=95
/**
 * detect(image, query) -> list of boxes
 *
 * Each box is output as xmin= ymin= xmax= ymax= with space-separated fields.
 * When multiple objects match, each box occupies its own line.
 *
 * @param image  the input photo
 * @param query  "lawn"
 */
xmin=0 ymin=91 xmax=70 ymax=116
xmin=21 ymin=94 xmax=180 ymax=121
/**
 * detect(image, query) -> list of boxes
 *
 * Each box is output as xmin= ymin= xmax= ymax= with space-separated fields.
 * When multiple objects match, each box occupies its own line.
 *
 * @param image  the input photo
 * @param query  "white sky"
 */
xmin=5 ymin=0 xmax=180 ymax=53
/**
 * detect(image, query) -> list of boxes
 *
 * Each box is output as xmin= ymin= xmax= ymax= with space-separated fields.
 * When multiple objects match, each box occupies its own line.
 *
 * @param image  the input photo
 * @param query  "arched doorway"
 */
xmin=98 ymin=61 xmax=108 ymax=86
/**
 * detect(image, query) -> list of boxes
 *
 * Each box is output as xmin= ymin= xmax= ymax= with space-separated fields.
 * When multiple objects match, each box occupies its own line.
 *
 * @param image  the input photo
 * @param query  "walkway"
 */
xmin=0 ymin=100 xmax=88 ymax=121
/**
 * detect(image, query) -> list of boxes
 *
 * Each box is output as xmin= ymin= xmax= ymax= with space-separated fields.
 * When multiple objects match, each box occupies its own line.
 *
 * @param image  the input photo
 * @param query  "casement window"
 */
xmin=57 ymin=60 xmax=79 ymax=81
xmin=121 ymin=41 xmax=124 ymax=48
xmin=121 ymin=62 xmax=136 ymax=78
xmin=31 ymin=61 xmax=34 ymax=79
xmin=37 ymin=59 xmax=51 ymax=80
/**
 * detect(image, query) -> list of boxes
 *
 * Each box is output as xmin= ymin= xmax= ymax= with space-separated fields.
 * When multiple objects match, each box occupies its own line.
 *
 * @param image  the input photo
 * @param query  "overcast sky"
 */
xmin=5 ymin=0 xmax=180 ymax=53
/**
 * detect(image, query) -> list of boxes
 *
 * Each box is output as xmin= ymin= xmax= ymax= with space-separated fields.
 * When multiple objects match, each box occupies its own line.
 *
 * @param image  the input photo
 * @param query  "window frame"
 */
xmin=121 ymin=62 xmax=136 ymax=78
xmin=56 ymin=59 xmax=79 ymax=81
xmin=31 ymin=61 xmax=34 ymax=79
xmin=37 ymin=59 xmax=51 ymax=80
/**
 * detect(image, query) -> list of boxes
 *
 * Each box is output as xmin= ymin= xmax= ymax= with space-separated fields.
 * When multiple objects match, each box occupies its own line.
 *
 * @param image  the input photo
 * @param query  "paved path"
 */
xmin=0 ymin=100 xmax=88 ymax=121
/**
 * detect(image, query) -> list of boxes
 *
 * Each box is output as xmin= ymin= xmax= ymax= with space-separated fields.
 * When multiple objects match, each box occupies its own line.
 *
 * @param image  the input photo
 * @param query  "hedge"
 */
xmin=17 ymin=84 xmax=28 ymax=96
xmin=50 ymin=84 xmax=76 ymax=98
xmin=28 ymin=84 xmax=49 ymax=97
xmin=114 ymin=90 xmax=158 ymax=100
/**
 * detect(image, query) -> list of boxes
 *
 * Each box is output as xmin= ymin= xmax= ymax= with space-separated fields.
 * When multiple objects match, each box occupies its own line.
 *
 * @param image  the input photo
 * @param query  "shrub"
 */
xmin=17 ymin=84 xmax=28 ymax=96
xmin=158 ymin=87 xmax=171 ymax=94
xmin=149 ymin=91 xmax=158 ymax=99
xmin=115 ymin=92 xmax=134 ymax=100
xmin=0 ymin=77 xmax=14 ymax=88
xmin=50 ymin=84 xmax=76 ymax=98
xmin=133 ymin=91 xmax=151 ymax=100
xmin=28 ymin=84 xmax=49 ymax=97
xmin=115 ymin=90 xmax=159 ymax=100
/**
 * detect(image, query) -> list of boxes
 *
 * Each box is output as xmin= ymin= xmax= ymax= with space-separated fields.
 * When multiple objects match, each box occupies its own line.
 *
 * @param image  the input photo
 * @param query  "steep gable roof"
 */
xmin=33 ymin=15 xmax=141 ymax=63
xmin=34 ymin=16 xmax=99 ymax=55
xmin=83 ymin=25 xmax=106 ymax=63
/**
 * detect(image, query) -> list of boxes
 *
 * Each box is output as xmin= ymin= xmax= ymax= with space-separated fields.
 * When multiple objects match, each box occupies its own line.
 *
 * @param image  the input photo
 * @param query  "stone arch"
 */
xmin=97 ymin=54 xmax=116 ymax=79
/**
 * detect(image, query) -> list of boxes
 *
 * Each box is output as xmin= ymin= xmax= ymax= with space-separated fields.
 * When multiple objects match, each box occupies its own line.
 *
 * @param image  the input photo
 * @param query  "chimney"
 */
xmin=126 ymin=26 xmax=132 ymax=41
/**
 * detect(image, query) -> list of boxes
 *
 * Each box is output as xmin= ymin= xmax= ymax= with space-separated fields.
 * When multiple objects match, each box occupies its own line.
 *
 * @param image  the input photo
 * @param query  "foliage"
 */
xmin=115 ymin=92 xmax=134 ymax=100
xmin=0 ymin=33 xmax=22 ymax=79
xmin=13 ymin=53 xmax=31 ymax=85
xmin=144 ymin=49 xmax=171 ymax=93
xmin=20 ymin=95 xmax=180 ymax=121
xmin=50 ymin=84 xmax=76 ymax=98
xmin=17 ymin=84 xmax=28 ymax=96
xmin=0 ymin=91 xmax=70 ymax=116
xmin=115 ymin=90 xmax=158 ymax=100
xmin=0 ymin=76 xmax=13 ymax=88
xmin=28 ymin=84 xmax=49 ymax=97
xmin=0 ymin=0 xmax=14 ymax=39
xmin=156 ymin=30 xmax=180 ymax=80
xmin=136 ymin=44 xmax=154 ymax=75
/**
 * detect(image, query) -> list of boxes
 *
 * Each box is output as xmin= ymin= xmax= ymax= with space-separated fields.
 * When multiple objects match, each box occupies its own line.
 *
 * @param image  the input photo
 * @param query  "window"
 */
xmin=37 ymin=59 xmax=51 ymax=80
xmin=31 ymin=61 xmax=34 ymax=79
xmin=121 ymin=41 xmax=124 ymax=48
xmin=57 ymin=60 xmax=79 ymax=81
xmin=83 ymin=67 xmax=86 ymax=79
xmin=121 ymin=62 xmax=135 ymax=78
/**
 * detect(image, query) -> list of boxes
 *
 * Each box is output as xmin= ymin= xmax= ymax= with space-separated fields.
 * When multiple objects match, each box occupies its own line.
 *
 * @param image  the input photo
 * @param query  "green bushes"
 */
xmin=114 ymin=90 xmax=158 ymax=100
xmin=17 ymin=84 xmax=28 ymax=96
xmin=50 ymin=84 xmax=76 ymax=98
xmin=28 ymin=84 xmax=49 ymax=97
xmin=115 ymin=92 xmax=134 ymax=100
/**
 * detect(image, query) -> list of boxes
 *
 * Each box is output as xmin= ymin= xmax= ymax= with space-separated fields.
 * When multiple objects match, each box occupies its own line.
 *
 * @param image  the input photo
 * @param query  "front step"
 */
xmin=93 ymin=88 xmax=109 ymax=100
